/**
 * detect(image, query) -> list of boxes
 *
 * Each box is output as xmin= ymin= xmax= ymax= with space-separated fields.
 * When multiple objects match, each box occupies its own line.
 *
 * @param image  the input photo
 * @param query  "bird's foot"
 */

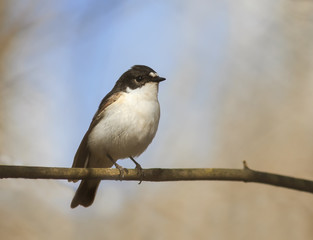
xmin=107 ymin=154 xmax=128 ymax=180
xmin=129 ymin=157 xmax=144 ymax=184
xmin=114 ymin=162 xmax=128 ymax=179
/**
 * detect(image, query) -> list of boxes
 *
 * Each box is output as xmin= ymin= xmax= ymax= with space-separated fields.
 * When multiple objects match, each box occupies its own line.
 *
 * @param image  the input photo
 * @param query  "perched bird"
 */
xmin=70 ymin=65 xmax=165 ymax=208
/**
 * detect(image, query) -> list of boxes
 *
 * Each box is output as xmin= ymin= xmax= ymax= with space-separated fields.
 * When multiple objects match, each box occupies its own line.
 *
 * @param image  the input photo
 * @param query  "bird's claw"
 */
xmin=129 ymin=156 xmax=144 ymax=184
xmin=114 ymin=162 xmax=128 ymax=180
xmin=135 ymin=164 xmax=144 ymax=184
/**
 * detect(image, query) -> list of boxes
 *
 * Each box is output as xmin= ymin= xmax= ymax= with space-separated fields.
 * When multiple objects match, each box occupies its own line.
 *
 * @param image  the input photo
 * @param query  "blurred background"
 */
xmin=0 ymin=0 xmax=313 ymax=239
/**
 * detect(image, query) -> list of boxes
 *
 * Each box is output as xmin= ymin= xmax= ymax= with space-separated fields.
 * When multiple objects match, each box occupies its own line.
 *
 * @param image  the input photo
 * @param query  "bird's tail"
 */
xmin=70 ymin=179 xmax=101 ymax=208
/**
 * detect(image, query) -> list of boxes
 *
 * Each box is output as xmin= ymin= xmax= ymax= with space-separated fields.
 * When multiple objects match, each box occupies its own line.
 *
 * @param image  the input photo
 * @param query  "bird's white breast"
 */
xmin=88 ymin=82 xmax=160 ymax=160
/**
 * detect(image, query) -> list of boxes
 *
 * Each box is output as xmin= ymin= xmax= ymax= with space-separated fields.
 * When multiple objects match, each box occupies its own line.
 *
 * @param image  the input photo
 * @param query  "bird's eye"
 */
xmin=136 ymin=76 xmax=143 ymax=82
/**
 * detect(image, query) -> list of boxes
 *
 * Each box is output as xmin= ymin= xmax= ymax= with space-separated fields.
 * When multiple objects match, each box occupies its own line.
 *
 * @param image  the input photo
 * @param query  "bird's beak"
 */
xmin=153 ymin=76 xmax=166 ymax=83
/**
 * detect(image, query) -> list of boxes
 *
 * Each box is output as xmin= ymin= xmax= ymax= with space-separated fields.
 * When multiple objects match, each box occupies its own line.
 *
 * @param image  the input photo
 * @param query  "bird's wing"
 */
xmin=71 ymin=91 xmax=122 ymax=169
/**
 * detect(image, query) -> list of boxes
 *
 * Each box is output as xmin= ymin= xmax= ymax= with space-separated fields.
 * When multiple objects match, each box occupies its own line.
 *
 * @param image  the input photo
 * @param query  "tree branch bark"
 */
xmin=0 ymin=161 xmax=312 ymax=194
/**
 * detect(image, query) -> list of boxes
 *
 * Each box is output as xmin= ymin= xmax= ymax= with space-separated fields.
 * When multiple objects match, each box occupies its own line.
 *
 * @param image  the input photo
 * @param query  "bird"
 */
xmin=69 ymin=65 xmax=166 ymax=208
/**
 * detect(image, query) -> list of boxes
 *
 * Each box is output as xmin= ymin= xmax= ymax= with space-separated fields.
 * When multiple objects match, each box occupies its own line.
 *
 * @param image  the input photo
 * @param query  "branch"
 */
xmin=0 ymin=161 xmax=312 ymax=194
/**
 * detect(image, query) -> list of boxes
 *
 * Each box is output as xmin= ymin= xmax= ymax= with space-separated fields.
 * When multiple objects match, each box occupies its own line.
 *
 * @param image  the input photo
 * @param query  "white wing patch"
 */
xmin=149 ymin=72 xmax=159 ymax=78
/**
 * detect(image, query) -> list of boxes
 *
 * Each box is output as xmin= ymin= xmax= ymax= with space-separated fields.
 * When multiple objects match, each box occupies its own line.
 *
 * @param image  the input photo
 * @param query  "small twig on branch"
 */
xmin=0 ymin=162 xmax=312 ymax=194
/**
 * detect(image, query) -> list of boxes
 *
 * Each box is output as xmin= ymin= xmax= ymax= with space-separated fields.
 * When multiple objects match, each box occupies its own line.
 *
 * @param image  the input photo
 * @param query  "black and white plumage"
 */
xmin=70 ymin=65 xmax=165 ymax=208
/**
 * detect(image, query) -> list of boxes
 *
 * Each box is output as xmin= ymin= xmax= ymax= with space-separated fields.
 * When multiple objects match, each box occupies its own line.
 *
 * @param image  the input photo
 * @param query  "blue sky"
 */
xmin=6 ymin=1 xmax=230 ymax=167
xmin=40 ymin=1 xmax=229 ymax=166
